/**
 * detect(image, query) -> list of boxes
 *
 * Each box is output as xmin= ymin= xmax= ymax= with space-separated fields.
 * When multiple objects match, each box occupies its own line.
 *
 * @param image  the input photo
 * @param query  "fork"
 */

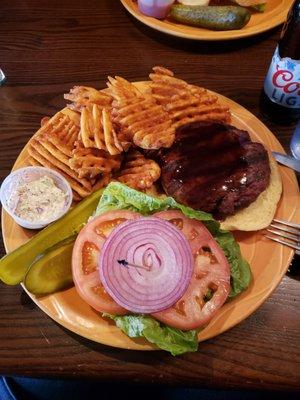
xmin=266 ymin=219 xmax=300 ymax=255
xmin=0 ymin=69 xmax=5 ymax=86
xmin=290 ymin=118 xmax=300 ymax=160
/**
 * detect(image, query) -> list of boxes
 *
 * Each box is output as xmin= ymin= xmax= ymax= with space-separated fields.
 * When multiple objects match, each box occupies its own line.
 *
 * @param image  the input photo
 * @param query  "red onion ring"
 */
xmin=99 ymin=217 xmax=194 ymax=314
xmin=138 ymin=0 xmax=175 ymax=19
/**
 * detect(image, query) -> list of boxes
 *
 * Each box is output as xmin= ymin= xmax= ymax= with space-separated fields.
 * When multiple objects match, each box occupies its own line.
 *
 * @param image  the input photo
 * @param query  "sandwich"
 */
xmin=150 ymin=121 xmax=282 ymax=231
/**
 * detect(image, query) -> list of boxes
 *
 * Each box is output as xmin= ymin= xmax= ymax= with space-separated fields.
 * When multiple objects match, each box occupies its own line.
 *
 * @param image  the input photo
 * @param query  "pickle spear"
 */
xmin=0 ymin=189 xmax=103 ymax=285
xmin=170 ymin=5 xmax=251 ymax=31
xmin=24 ymin=236 xmax=76 ymax=295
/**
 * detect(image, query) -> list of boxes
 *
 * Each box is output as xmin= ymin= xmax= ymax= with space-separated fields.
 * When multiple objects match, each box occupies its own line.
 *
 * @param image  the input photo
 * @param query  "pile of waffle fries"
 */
xmin=28 ymin=66 xmax=231 ymax=201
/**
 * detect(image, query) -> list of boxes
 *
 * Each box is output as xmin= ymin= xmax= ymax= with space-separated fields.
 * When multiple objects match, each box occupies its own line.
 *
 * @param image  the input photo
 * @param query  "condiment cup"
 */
xmin=0 ymin=166 xmax=73 ymax=229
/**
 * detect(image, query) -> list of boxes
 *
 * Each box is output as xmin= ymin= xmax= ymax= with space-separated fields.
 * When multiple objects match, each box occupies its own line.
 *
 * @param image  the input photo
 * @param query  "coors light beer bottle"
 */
xmin=260 ymin=0 xmax=300 ymax=124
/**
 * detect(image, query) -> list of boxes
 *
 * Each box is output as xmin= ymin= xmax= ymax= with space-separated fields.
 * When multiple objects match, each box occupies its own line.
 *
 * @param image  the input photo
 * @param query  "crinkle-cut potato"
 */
xmin=149 ymin=66 xmax=231 ymax=129
xmin=107 ymin=75 xmax=175 ymax=150
xmin=79 ymin=104 xmax=123 ymax=155
xmin=40 ymin=116 xmax=50 ymax=127
xmin=116 ymin=150 xmax=161 ymax=191
xmin=26 ymin=68 xmax=232 ymax=204
xmin=39 ymin=111 xmax=80 ymax=152
xmin=28 ymin=155 xmax=82 ymax=202
xmin=80 ymin=104 xmax=103 ymax=149
xmin=27 ymin=139 xmax=93 ymax=200
xmin=90 ymin=173 xmax=112 ymax=192
xmin=102 ymin=108 xmax=124 ymax=155
xmin=27 ymin=108 xmax=108 ymax=201
xmin=70 ymin=145 xmax=121 ymax=180
xmin=64 ymin=86 xmax=112 ymax=111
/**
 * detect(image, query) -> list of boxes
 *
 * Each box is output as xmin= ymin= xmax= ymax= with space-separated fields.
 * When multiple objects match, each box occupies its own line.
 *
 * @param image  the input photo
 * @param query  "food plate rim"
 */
xmin=120 ymin=0 xmax=290 ymax=41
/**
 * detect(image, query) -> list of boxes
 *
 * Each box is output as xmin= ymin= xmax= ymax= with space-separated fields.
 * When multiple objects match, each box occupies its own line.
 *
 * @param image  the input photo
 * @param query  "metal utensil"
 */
xmin=0 ymin=69 xmax=6 ymax=85
xmin=272 ymin=151 xmax=300 ymax=173
xmin=265 ymin=218 xmax=300 ymax=255
xmin=290 ymin=119 xmax=300 ymax=160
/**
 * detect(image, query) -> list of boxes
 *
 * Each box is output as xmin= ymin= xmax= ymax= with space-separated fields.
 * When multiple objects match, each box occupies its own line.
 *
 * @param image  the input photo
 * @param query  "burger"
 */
xmin=152 ymin=121 xmax=282 ymax=231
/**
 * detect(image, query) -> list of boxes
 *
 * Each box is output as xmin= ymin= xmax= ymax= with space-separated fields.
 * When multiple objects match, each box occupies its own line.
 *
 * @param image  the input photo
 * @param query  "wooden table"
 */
xmin=0 ymin=0 xmax=299 ymax=392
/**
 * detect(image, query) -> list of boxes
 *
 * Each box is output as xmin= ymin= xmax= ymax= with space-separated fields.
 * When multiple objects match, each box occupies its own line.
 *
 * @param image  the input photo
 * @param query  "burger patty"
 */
xmin=156 ymin=122 xmax=271 ymax=219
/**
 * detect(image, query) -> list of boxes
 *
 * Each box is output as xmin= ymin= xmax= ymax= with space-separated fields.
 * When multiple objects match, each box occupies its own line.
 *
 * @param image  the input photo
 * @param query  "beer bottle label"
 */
xmin=264 ymin=46 xmax=300 ymax=109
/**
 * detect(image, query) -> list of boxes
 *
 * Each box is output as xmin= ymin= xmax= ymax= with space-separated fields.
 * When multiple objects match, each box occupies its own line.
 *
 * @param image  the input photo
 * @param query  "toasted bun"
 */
xmin=220 ymin=154 xmax=282 ymax=231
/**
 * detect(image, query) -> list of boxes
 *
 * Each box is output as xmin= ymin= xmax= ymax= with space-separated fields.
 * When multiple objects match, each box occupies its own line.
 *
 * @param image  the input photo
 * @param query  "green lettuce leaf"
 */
xmin=96 ymin=181 xmax=215 ymax=224
xmin=216 ymin=232 xmax=251 ymax=297
xmin=103 ymin=314 xmax=198 ymax=356
xmin=96 ymin=182 xmax=251 ymax=297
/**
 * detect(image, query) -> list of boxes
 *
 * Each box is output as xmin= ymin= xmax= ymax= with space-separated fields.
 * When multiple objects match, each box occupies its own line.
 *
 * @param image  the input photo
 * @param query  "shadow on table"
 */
xmin=61 ymin=323 xmax=166 ymax=364
xmin=287 ymin=254 xmax=300 ymax=280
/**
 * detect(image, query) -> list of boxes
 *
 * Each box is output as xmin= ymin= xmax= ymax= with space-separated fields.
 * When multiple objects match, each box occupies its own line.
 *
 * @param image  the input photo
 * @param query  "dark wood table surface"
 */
xmin=0 ymin=0 xmax=299 ymax=392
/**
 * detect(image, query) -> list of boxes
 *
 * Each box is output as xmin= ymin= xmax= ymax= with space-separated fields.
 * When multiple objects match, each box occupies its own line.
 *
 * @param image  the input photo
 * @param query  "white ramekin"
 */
xmin=0 ymin=166 xmax=73 ymax=229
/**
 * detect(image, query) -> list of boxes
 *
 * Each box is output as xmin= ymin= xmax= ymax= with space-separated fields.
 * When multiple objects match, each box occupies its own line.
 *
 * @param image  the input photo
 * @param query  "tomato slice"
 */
xmin=152 ymin=211 xmax=231 ymax=330
xmin=72 ymin=210 xmax=141 ymax=314
xmin=73 ymin=209 xmax=230 ymax=329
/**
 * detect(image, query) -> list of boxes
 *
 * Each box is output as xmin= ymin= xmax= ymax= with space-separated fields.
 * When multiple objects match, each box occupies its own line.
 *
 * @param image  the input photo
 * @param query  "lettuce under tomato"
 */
xmin=96 ymin=182 xmax=251 ymax=355
xmin=216 ymin=232 xmax=251 ymax=298
xmin=103 ymin=314 xmax=198 ymax=356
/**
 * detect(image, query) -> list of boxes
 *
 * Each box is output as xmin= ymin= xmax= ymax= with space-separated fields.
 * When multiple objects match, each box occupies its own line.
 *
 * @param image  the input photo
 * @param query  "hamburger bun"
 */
xmin=220 ymin=154 xmax=282 ymax=231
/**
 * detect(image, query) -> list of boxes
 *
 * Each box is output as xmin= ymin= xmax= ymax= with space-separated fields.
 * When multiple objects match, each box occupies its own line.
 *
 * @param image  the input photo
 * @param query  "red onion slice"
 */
xmin=99 ymin=217 xmax=194 ymax=314
xmin=138 ymin=0 xmax=175 ymax=19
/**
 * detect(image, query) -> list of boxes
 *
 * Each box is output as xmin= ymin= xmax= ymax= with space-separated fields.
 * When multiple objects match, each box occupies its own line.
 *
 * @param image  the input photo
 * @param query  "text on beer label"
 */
xmin=264 ymin=46 xmax=300 ymax=109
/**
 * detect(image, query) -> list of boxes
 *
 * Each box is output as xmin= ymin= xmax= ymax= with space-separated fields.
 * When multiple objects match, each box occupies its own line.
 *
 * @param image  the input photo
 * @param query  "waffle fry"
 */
xmin=27 ymin=138 xmax=93 ymax=200
xmin=107 ymin=76 xmax=175 ymax=150
xmin=92 ymin=173 xmax=112 ymax=192
xmin=70 ymin=146 xmax=121 ymax=180
xmin=26 ymin=67 xmax=235 ymax=202
xmin=28 ymin=153 xmax=109 ymax=202
xmin=40 ymin=116 xmax=50 ymax=127
xmin=64 ymin=86 xmax=112 ymax=111
xmin=102 ymin=108 xmax=123 ymax=155
xmin=116 ymin=150 xmax=160 ymax=191
xmin=149 ymin=66 xmax=231 ymax=129
xmin=80 ymin=105 xmax=123 ymax=155
xmin=80 ymin=104 xmax=105 ymax=149
xmin=39 ymin=111 xmax=80 ymax=155
xmin=27 ymin=111 xmax=103 ymax=200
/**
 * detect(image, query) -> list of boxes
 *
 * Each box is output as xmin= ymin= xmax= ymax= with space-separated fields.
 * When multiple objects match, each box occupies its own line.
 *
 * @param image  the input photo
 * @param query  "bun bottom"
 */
xmin=220 ymin=154 xmax=282 ymax=231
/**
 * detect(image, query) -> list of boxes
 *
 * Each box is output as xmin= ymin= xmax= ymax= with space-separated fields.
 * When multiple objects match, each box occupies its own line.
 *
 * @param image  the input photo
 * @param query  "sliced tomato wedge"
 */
xmin=152 ymin=210 xmax=231 ymax=330
xmin=72 ymin=210 xmax=141 ymax=314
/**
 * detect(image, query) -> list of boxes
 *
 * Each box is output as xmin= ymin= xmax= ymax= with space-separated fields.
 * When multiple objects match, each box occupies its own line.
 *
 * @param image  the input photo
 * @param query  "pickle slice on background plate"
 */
xmin=170 ymin=5 xmax=251 ymax=31
xmin=24 ymin=236 xmax=76 ymax=295
xmin=0 ymin=189 xmax=103 ymax=286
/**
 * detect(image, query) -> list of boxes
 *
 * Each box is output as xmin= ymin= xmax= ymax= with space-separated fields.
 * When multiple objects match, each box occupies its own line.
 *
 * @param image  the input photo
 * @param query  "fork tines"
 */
xmin=266 ymin=218 xmax=300 ymax=254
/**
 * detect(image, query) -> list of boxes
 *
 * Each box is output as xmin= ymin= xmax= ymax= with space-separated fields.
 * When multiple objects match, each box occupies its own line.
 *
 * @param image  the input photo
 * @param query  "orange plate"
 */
xmin=2 ymin=82 xmax=299 ymax=351
xmin=120 ymin=0 xmax=293 ymax=41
